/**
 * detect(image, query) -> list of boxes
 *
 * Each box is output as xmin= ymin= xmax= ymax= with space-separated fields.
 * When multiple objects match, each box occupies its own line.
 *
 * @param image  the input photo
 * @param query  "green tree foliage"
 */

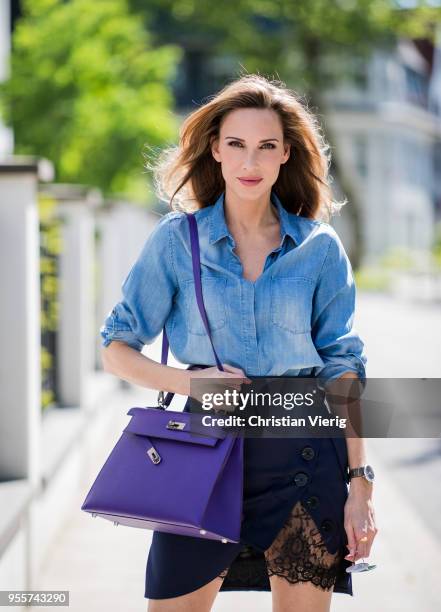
xmin=0 ymin=0 xmax=183 ymax=199
xmin=38 ymin=193 xmax=62 ymax=410
xmin=131 ymin=0 xmax=440 ymax=91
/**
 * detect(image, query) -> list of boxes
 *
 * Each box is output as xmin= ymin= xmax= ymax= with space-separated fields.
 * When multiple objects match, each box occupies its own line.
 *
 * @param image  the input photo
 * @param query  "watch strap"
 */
xmin=349 ymin=466 xmax=366 ymax=478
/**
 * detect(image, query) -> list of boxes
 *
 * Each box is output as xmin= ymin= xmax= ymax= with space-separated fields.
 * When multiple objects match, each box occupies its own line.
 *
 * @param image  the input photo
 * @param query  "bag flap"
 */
xmin=124 ymin=407 xmax=228 ymax=447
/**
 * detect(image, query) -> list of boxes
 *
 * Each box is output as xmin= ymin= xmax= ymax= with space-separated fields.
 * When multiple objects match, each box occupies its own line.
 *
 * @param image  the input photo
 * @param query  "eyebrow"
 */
xmin=224 ymin=137 xmax=279 ymax=143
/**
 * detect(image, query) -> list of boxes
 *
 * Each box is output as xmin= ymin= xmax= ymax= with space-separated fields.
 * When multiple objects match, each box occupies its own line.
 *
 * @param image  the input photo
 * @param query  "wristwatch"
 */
xmin=348 ymin=465 xmax=375 ymax=483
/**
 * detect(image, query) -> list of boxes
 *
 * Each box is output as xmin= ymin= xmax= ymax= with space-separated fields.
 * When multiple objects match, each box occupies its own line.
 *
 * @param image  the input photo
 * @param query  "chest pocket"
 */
xmin=183 ymin=277 xmax=227 ymax=336
xmin=270 ymin=277 xmax=314 ymax=334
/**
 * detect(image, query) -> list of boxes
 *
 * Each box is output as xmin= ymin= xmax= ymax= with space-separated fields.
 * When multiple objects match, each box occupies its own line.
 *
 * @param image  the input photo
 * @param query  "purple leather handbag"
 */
xmin=81 ymin=213 xmax=244 ymax=543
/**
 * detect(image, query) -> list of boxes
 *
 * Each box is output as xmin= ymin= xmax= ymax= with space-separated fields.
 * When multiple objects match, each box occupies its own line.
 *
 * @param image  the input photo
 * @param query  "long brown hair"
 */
xmin=146 ymin=74 xmax=345 ymax=221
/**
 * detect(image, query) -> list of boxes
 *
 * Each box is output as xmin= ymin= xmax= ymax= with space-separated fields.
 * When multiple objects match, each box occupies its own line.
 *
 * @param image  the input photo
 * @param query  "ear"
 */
xmin=211 ymin=136 xmax=221 ymax=162
xmin=281 ymin=143 xmax=291 ymax=164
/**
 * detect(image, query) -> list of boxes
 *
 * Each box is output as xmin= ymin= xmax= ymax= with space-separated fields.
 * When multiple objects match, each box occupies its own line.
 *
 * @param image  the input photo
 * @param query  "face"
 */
xmin=211 ymin=108 xmax=290 ymax=199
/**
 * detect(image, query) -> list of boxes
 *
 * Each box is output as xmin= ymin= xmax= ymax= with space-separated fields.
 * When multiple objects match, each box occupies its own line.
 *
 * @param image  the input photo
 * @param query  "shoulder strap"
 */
xmin=157 ymin=213 xmax=224 ymax=407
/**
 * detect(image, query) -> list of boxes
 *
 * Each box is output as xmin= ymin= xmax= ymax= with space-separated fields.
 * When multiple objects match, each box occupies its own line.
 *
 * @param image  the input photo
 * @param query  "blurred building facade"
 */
xmin=323 ymin=36 xmax=441 ymax=264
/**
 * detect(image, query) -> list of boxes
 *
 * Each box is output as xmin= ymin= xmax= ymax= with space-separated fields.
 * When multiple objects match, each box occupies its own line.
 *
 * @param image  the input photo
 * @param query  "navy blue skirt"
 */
xmin=145 ymin=380 xmax=354 ymax=599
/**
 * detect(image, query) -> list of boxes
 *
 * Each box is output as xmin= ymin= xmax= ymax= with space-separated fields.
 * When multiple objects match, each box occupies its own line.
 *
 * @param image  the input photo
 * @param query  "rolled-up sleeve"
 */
xmin=311 ymin=229 xmax=367 ymax=385
xmin=100 ymin=213 xmax=178 ymax=352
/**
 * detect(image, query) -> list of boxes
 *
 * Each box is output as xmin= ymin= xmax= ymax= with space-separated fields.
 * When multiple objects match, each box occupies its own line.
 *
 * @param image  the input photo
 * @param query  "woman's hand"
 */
xmin=184 ymin=363 xmax=252 ymax=408
xmin=343 ymin=479 xmax=378 ymax=563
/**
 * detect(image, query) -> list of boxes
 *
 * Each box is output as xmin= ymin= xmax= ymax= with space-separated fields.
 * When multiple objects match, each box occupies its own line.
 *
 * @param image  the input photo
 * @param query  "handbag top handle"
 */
xmin=156 ymin=213 xmax=225 ymax=408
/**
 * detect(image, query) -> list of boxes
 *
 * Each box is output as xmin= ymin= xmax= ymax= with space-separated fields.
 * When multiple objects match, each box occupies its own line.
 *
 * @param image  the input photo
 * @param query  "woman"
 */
xmin=100 ymin=74 xmax=377 ymax=612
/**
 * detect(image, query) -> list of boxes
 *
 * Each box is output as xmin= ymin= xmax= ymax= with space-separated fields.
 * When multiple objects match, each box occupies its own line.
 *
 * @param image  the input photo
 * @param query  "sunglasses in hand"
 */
xmin=346 ymin=558 xmax=377 ymax=573
xmin=345 ymin=539 xmax=377 ymax=573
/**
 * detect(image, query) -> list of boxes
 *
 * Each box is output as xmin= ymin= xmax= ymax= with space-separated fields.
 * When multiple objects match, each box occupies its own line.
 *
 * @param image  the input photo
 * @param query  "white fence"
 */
xmin=0 ymin=156 xmax=159 ymax=593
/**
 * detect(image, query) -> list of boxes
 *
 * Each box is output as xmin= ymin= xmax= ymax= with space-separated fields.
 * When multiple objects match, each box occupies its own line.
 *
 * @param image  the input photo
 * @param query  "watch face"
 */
xmin=364 ymin=465 xmax=375 ymax=482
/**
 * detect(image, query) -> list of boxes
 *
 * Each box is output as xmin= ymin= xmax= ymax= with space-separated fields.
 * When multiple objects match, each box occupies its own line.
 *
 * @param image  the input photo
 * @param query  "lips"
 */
xmin=238 ymin=177 xmax=263 ymax=186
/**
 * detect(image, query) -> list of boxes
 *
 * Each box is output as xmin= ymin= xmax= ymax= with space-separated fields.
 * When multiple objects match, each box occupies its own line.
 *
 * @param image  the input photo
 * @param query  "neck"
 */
xmin=223 ymin=189 xmax=279 ymax=235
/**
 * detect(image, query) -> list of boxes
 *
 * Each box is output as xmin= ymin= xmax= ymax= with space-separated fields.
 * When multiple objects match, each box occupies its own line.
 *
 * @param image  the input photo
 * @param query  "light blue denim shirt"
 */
xmin=100 ymin=191 xmax=367 ymax=382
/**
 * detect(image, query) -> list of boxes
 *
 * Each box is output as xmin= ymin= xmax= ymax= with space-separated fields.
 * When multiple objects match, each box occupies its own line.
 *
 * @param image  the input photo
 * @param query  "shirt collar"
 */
xmin=208 ymin=190 xmax=300 ymax=246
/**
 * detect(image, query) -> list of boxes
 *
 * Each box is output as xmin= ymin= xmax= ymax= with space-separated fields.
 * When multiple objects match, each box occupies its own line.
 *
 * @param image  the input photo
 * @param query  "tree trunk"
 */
xmin=302 ymin=36 xmax=364 ymax=268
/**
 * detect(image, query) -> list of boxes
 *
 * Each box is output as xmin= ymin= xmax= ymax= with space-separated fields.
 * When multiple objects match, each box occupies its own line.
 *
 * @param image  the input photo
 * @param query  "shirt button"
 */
xmin=293 ymin=472 xmax=309 ymax=487
xmin=301 ymin=446 xmax=315 ymax=461
xmin=305 ymin=495 xmax=320 ymax=510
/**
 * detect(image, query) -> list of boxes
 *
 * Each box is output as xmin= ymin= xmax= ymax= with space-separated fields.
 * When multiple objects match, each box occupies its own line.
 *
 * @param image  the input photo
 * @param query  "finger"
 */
xmin=217 ymin=370 xmax=245 ymax=380
xmin=220 ymin=376 xmax=245 ymax=385
xmin=344 ymin=524 xmax=357 ymax=560
xmin=222 ymin=376 xmax=252 ymax=387
xmin=222 ymin=365 xmax=252 ymax=381
xmin=352 ymin=544 xmax=363 ymax=562
xmin=221 ymin=364 xmax=243 ymax=374
xmin=361 ymin=536 xmax=374 ymax=559
xmin=352 ymin=540 xmax=362 ymax=562
xmin=222 ymin=363 xmax=246 ymax=373
xmin=355 ymin=536 xmax=369 ymax=561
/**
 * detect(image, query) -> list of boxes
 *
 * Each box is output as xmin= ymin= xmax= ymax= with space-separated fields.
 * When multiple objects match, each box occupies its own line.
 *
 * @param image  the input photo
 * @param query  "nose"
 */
xmin=242 ymin=151 xmax=259 ymax=171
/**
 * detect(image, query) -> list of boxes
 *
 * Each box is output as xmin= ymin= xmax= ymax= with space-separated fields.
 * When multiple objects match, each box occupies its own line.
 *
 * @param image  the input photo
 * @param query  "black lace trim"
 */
xmin=218 ymin=500 xmax=342 ymax=591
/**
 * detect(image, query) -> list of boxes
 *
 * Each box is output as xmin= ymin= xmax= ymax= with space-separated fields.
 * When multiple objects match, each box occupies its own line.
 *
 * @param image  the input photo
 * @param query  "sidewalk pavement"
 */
xmin=32 ymin=381 xmax=440 ymax=612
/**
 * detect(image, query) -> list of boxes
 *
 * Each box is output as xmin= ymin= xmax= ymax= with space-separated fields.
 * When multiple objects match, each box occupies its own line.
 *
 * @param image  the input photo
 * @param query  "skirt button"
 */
xmin=321 ymin=519 xmax=334 ymax=533
xmin=305 ymin=495 xmax=320 ymax=509
xmin=293 ymin=472 xmax=309 ymax=487
xmin=301 ymin=446 xmax=315 ymax=461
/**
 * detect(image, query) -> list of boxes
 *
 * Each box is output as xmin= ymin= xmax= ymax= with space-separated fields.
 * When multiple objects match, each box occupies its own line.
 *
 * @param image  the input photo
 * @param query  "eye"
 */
xmin=227 ymin=141 xmax=277 ymax=150
xmin=228 ymin=140 xmax=244 ymax=148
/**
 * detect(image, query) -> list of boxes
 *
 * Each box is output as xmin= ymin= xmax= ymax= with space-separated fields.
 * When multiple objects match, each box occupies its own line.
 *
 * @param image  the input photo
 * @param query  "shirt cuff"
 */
xmin=314 ymin=354 xmax=367 ymax=389
xmin=100 ymin=324 xmax=144 ymax=352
